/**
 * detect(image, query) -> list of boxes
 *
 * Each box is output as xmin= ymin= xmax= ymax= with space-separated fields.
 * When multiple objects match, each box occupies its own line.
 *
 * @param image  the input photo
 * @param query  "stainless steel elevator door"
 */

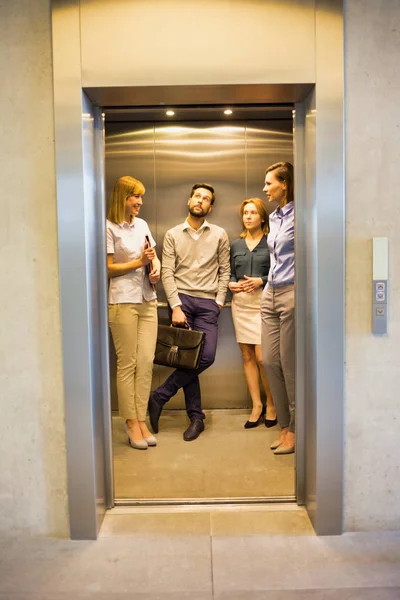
xmin=105 ymin=119 xmax=293 ymax=411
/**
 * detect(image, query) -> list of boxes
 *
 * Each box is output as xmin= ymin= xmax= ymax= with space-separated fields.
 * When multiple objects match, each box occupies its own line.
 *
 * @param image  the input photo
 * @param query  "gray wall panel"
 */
xmin=245 ymin=121 xmax=294 ymax=206
xmin=105 ymin=123 xmax=156 ymax=224
xmin=80 ymin=0 xmax=315 ymax=87
xmin=294 ymin=91 xmax=317 ymax=510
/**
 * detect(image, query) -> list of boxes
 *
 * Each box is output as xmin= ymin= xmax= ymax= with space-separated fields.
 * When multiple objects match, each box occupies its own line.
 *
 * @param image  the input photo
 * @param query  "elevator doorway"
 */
xmin=105 ymin=106 xmax=296 ymax=503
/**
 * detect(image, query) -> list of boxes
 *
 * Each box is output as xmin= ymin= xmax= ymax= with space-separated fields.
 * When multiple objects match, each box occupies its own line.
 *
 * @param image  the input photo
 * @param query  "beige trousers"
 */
xmin=109 ymin=300 xmax=158 ymax=421
xmin=261 ymin=285 xmax=295 ymax=433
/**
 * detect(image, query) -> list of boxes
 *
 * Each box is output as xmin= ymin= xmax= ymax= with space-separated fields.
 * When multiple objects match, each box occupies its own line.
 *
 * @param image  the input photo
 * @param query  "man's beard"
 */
xmin=189 ymin=206 xmax=207 ymax=218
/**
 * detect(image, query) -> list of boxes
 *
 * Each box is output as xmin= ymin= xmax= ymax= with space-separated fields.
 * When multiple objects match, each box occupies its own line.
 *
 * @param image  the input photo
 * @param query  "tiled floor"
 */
xmin=113 ymin=410 xmax=295 ymax=500
xmin=100 ymin=505 xmax=314 ymax=537
xmin=1 ymin=508 xmax=400 ymax=598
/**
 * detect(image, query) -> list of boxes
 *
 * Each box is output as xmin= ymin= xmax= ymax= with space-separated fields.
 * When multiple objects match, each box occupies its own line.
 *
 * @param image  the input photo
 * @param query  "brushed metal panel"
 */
xmin=154 ymin=122 xmax=248 ymax=409
xmin=302 ymin=89 xmax=318 ymax=520
xmin=94 ymin=109 xmax=114 ymax=511
xmin=82 ymin=96 xmax=110 ymax=521
xmin=105 ymin=123 xmax=156 ymax=220
xmin=245 ymin=120 xmax=293 ymax=203
xmin=108 ymin=332 xmax=118 ymax=413
xmin=293 ymin=101 xmax=310 ymax=508
xmin=154 ymin=122 xmax=246 ymax=243
xmin=52 ymin=0 xmax=110 ymax=538
xmin=86 ymin=84 xmax=315 ymax=107
xmin=52 ymin=0 xmax=97 ymax=540
xmin=312 ymin=0 xmax=344 ymax=535
xmin=105 ymin=105 xmax=295 ymax=123
xmin=81 ymin=1 xmax=315 ymax=87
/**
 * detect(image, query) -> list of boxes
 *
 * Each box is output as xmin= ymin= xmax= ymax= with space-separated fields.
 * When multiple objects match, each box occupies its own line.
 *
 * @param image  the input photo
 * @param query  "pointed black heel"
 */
xmin=265 ymin=417 xmax=278 ymax=428
xmin=244 ymin=405 xmax=266 ymax=429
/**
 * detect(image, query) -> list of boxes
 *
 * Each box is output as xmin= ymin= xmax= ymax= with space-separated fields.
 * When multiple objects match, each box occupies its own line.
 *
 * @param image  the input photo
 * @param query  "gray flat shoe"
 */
xmin=124 ymin=423 xmax=148 ymax=450
xmin=274 ymin=444 xmax=295 ymax=455
xmin=144 ymin=435 xmax=157 ymax=446
xmin=270 ymin=439 xmax=283 ymax=450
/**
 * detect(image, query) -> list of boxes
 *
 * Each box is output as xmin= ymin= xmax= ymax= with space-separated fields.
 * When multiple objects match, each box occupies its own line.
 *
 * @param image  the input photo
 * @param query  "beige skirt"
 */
xmin=231 ymin=285 xmax=263 ymax=345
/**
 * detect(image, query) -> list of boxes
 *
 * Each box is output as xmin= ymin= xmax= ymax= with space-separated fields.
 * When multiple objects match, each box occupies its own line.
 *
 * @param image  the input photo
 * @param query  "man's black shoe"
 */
xmin=148 ymin=393 xmax=162 ymax=433
xmin=183 ymin=419 xmax=205 ymax=441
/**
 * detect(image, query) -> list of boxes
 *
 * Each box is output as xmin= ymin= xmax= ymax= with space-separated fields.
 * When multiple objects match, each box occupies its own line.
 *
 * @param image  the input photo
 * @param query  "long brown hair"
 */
xmin=265 ymin=161 xmax=294 ymax=206
xmin=239 ymin=198 xmax=269 ymax=238
xmin=107 ymin=176 xmax=145 ymax=224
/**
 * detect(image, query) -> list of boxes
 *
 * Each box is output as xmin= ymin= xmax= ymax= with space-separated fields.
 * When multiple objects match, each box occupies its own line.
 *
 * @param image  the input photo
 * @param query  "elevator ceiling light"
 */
xmin=224 ymin=109 xmax=233 ymax=115
xmin=166 ymin=110 xmax=175 ymax=116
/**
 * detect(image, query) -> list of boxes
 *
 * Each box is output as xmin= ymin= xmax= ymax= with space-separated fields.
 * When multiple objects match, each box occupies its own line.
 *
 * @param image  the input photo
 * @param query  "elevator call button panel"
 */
xmin=372 ymin=237 xmax=388 ymax=334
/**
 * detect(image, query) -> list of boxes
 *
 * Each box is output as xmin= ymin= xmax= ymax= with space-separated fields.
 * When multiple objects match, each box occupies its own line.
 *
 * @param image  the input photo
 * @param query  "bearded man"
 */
xmin=148 ymin=183 xmax=230 ymax=441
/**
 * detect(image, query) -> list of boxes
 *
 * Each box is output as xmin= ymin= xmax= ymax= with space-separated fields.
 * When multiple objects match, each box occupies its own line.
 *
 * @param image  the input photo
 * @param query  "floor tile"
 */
xmin=211 ymin=533 xmax=400 ymax=593
xmin=0 ymin=538 xmax=80 ymax=595
xmin=0 ymin=594 xmax=213 ymax=600
xmin=210 ymin=507 xmax=314 ymax=536
xmin=215 ymin=589 xmax=400 ymax=600
xmin=2 ymin=533 xmax=400 ymax=599
xmin=0 ymin=537 xmax=212 ymax=595
xmin=212 ymin=536 xmax=312 ymax=592
xmin=113 ymin=411 xmax=295 ymax=500
xmin=100 ymin=511 xmax=211 ymax=536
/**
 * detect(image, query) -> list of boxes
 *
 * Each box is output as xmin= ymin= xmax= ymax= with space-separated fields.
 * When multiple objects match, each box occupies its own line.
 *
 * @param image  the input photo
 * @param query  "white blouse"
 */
xmin=106 ymin=218 xmax=156 ymax=304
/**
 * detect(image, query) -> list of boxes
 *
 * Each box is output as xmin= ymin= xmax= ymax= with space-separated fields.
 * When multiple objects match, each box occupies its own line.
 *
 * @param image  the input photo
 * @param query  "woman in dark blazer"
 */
xmin=229 ymin=198 xmax=276 ymax=429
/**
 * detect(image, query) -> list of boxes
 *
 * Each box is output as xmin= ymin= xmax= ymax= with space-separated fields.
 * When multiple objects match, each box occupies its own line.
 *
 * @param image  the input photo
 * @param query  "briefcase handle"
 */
xmin=170 ymin=322 xmax=191 ymax=331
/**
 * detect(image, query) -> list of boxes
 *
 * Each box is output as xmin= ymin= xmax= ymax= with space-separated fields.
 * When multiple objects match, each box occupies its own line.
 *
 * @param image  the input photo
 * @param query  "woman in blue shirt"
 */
xmin=229 ymin=198 xmax=277 ymax=429
xmin=261 ymin=162 xmax=295 ymax=455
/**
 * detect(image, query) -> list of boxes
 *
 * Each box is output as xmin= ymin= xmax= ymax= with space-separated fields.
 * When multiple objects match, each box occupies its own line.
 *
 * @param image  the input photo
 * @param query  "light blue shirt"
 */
xmin=267 ymin=201 xmax=295 ymax=288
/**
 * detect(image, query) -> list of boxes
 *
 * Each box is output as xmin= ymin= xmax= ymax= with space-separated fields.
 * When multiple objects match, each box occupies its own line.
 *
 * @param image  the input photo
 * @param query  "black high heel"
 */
xmin=265 ymin=417 xmax=278 ymax=428
xmin=244 ymin=405 xmax=266 ymax=429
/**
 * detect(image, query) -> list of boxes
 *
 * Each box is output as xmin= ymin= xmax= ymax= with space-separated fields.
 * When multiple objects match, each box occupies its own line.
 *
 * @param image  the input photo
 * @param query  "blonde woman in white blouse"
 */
xmin=107 ymin=176 xmax=161 ymax=450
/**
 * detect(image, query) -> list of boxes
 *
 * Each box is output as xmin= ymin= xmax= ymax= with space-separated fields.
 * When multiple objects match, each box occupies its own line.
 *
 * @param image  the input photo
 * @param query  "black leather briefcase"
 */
xmin=154 ymin=324 xmax=205 ymax=370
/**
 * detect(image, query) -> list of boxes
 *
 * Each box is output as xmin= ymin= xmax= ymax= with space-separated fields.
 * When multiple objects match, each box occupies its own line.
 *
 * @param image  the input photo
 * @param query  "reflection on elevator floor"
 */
xmin=113 ymin=410 xmax=295 ymax=501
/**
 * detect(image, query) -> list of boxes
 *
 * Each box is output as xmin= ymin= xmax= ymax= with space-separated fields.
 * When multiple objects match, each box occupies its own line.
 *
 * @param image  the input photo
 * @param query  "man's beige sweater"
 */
xmin=161 ymin=222 xmax=231 ymax=308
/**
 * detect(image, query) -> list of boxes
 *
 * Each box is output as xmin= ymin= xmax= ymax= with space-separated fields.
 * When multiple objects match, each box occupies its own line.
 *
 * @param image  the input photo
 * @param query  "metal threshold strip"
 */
xmin=115 ymin=496 xmax=296 ymax=507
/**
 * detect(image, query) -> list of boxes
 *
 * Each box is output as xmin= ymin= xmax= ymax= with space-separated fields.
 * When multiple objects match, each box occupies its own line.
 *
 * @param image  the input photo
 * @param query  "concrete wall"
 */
xmin=80 ymin=0 xmax=315 ymax=86
xmin=0 ymin=1 xmax=69 ymax=536
xmin=1 ymin=0 xmax=400 ymax=536
xmin=344 ymin=0 xmax=400 ymax=531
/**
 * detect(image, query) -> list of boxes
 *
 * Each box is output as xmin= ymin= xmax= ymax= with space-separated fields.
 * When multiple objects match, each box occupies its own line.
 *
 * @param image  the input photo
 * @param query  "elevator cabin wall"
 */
xmin=105 ymin=119 xmax=293 ymax=412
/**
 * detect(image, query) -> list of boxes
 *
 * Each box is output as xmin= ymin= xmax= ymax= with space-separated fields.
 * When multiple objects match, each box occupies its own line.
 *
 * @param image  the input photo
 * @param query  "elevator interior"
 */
xmin=105 ymin=105 xmax=296 ymax=503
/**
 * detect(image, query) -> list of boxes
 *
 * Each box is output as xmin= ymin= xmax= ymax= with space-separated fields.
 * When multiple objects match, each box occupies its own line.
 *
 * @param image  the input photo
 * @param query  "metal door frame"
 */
xmin=52 ymin=0 xmax=344 ymax=538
